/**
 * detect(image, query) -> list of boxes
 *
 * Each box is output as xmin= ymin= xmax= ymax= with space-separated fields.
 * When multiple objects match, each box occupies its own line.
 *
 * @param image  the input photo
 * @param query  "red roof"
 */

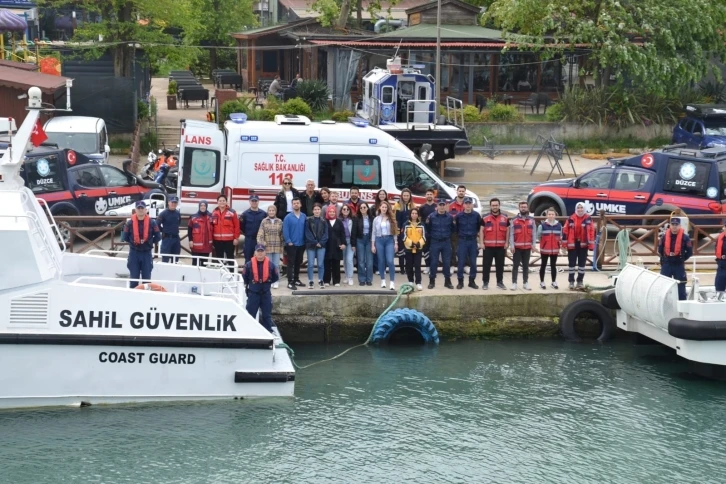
xmin=309 ymin=40 xmax=505 ymax=47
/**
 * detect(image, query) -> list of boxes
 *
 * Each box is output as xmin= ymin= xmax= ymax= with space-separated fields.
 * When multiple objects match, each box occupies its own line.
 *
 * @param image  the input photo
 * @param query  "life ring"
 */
xmin=134 ymin=283 xmax=167 ymax=292
xmin=559 ymin=299 xmax=615 ymax=343
xmin=370 ymin=308 xmax=439 ymax=344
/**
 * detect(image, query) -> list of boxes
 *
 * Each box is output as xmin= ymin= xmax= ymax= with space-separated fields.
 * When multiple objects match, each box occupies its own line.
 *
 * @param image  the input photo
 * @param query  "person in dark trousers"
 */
xmin=563 ymin=201 xmax=595 ymax=290
xmin=448 ymin=185 xmax=467 ymax=267
xmin=299 ymin=179 xmax=323 ymax=217
xmin=426 ymin=200 xmax=455 ymax=289
xmin=481 ymin=198 xmax=509 ymax=290
xmin=122 ymin=201 xmax=161 ymax=288
xmin=394 ymin=188 xmax=415 ymax=275
xmin=324 ymin=204 xmax=346 ymax=286
xmin=658 ymin=216 xmax=693 ymax=300
xmin=455 ymin=197 xmax=482 ymax=289
xmin=187 ymin=200 xmax=213 ymax=266
xmin=282 ymin=198 xmax=306 ymax=289
xmin=211 ymin=194 xmax=240 ymax=268
xmin=418 ymin=189 xmax=437 ymax=275
xmin=715 ymin=222 xmax=726 ymax=300
xmin=240 ymin=194 xmax=266 ymax=262
xmin=352 ymin=202 xmax=375 ymax=286
xmin=242 ymin=244 xmax=279 ymax=333
xmin=274 ymin=176 xmax=300 ymax=219
xmin=403 ymin=208 xmax=426 ymax=290
xmin=156 ymin=196 xmax=181 ymax=263
xmin=305 ymin=204 xmax=328 ymax=289
xmin=537 ymin=208 xmax=564 ymax=289
xmin=509 ymin=201 xmax=537 ymax=291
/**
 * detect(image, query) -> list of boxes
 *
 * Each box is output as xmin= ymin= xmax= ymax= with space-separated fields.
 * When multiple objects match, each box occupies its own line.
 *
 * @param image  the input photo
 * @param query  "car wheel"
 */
xmin=532 ymin=200 xmax=561 ymax=217
xmin=444 ymin=166 xmax=465 ymax=178
xmin=54 ymin=218 xmax=74 ymax=248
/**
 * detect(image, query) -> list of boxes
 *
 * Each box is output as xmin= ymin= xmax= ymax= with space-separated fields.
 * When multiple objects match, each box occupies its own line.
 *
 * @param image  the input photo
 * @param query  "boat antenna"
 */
xmin=393 ymin=39 xmax=402 ymax=61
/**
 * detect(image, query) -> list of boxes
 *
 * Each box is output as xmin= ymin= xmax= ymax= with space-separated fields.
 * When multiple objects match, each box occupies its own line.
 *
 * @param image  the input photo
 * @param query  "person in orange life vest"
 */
xmin=187 ymin=200 xmax=214 ymax=267
xmin=509 ymin=201 xmax=538 ymax=291
xmin=536 ymin=208 xmax=565 ymax=290
xmin=448 ymin=185 xmax=467 ymax=267
xmin=481 ymin=198 xmax=509 ymax=290
xmin=242 ymin=244 xmax=279 ymax=333
xmin=715 ymin=222 xmax=726 ymax=299
xmin=562 ymin=202 xmax=596 ymax=290
xmin=211 ymin=194 xmax=240 ymax=268
xmin=657 ymin=217 xmax=693 ymax=301
xmin=122 ymin=201 xmax=161 ymax=289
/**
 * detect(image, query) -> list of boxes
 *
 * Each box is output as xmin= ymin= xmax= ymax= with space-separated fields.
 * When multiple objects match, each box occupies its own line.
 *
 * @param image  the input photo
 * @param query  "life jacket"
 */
xmin=512 ymin=215 xmax=535 ymax=250
xmin=212 ymin=207 xmax=240 ymax=241
xmin=132 ymin=214 xmax=150 ymax=245
xmin=565 ymin=214 xmax=595 ymax=250
xmin=540 ymin=221 xmax=563 ymax=255
xmin=664 ymin=228 xmax=684 ymax=257
xmin=189 ymin=213 xmax=213 ymax=253
xmin=717 ymin=232 xmax=726 ymax=261
xmin=482 ymin=212 xmax=508 ymax=248
xmin=251 ymin=257 xmax=271 ymax=283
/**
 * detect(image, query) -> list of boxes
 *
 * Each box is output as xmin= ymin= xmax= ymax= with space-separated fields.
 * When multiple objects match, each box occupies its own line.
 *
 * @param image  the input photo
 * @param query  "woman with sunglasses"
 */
xmin=339 ymin=205 xmax=355 ymax=285
xmin=372 ymin=201 xmax=398 ymax=290
xmin=273 ymin=177 xmax=300 ymax=220
xmin=352 ymin=202 xmax=374 ymax=286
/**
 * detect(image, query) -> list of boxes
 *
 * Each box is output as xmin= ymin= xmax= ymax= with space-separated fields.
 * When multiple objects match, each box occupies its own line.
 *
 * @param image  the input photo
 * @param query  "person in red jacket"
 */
xmin=187 ymin=200 xmax=214 ymax=266
xmin=508 ymin=201 xmax=538 ymax=291
xmin=211 ymin=194 xmax=240 ymax=268
xmin=480 ymin=198 xmax=509 ymax=290
xmin=563 ymin=202 xmax=596 ymax=290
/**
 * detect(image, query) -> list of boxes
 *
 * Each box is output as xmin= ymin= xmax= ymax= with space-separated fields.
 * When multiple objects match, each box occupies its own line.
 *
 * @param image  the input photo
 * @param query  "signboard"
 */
xmin=242 ymin=152 xmax=318 ymax=187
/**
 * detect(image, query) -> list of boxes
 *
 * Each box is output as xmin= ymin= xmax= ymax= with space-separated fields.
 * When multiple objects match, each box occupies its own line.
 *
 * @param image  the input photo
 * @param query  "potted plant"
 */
xmin=167 ymin=80 xmax=178 ymax=110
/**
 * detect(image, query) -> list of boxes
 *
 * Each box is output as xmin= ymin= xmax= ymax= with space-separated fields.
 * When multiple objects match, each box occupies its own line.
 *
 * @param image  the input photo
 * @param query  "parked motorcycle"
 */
xmin=154 ymin=164 xmax=178 ymax=194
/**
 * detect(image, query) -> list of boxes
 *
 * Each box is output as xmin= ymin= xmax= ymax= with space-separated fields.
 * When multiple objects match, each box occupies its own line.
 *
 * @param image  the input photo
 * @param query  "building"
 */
xmin=0 ymin=60 xmax=69 ymax=124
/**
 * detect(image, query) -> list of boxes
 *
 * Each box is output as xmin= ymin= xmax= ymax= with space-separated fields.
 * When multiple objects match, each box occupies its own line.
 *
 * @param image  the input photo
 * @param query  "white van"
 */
xmin=43 ymin=116 xmax=110 ymax=163
xmin=176 ymin=114 xmax=479 ymax=215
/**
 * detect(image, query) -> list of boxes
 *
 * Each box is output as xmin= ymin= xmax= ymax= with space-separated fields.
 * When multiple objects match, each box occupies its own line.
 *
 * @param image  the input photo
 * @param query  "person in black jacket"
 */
xmin=351 ymin=202 xmax=375 ymax=285
xmin=274 ymin=176 xmax=301 ymax=219
xmin=323 ymin=204 xmax=346 ymax=286
xmin=299 ymin=179 xmax=324 ymax=216
xmin=304 ymin=204 xmax=328 ymax=288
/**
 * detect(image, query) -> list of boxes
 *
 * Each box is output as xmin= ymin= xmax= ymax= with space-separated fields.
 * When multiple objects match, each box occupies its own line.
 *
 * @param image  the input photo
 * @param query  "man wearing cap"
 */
xmin=242 ymin=244 xmax=279 ymax=333
xmin=563 ymin=201 xmax=595 ymax=290
xmin=715 ymin=222 xmax=726 ymax=300
xmin=122 ymin=202 xmax=161 ymax=288
xmin=426 ymin=199 xmax=455 ymax=289
xmin=156 ymin=196 xmax=182 ymax=263
xmin=455 ymin=197 xmax=482 ymax=289
xmin=658 ymin=217 xmax=693 ymax=300
xmin=240 ymin=194 xmax=267 ymax=263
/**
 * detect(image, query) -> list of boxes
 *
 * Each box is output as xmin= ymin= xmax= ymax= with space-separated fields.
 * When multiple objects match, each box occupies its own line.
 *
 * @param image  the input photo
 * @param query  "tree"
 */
xmin=38 ymin=0 xmax=198 ymax=77
xmin=185 ymin=0 xmax=257 ymax=76
xmin=486 ymin=0 xmax=726 ymax=92
xmin=311 ymin=0 xmax=400 ymax=29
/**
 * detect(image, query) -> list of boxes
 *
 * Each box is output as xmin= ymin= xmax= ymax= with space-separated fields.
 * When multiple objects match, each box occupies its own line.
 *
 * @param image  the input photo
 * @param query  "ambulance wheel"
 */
xmin=559 ymin=299 xmax=615 ymax=343
xmin=444 ymin=166 xmax=465 ymax=178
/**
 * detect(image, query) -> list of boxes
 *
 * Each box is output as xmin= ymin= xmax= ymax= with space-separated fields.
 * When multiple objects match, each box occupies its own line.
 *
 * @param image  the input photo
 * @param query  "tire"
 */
xmin=444 ymin=166 xmax=465 ymax=178
xmin=559 ymin=299 xmax=615 ymax=343
xmin=52 ymin=210 xmax=76 ymax=248
xmin=532 ymin=200 xmax=561 ymax=218
xmin=600 ymin=289 xmax=620 ymax=310
xmin=370 ymin=308 xmax=440 ymax=344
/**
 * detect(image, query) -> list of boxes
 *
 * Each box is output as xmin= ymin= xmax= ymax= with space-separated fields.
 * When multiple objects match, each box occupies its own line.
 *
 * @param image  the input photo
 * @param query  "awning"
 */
xmin=0 ymin=65 xmax=69 ymax=94
xmin=309 ymin=40 xmax=506 ymax=47
xmin=0 ymin=8 xmax=27 ymax=32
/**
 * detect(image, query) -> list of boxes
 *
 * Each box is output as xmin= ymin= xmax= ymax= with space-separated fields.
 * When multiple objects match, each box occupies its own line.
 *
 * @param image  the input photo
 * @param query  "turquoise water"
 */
xmin=2 ymin=340 xmax=726 ymax=483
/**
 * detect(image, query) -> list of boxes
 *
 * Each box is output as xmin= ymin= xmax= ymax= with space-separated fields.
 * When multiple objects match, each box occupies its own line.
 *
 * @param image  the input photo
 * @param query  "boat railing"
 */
xmin=445 ymin=97 xmax=465 ymax=129
xmin=405 ymin=99 xmax=438 ymax=129
xmin=689 ymin=255 xmax=718 ymax=277
xmin=85 ymin=249 xmax=241 ymax=274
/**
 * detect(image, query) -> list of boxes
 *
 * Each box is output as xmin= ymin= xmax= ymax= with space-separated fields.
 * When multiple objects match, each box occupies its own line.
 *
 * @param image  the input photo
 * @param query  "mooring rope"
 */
xmin=276 ymin=283 xmax=416 ymax=370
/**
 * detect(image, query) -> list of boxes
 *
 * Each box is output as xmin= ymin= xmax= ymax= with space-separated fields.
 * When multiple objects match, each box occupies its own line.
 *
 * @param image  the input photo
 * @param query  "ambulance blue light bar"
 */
xmin=230 ymin=113 xmax=247 ymax=124
xmin=348 ymin=117 xmax=369 ymax=128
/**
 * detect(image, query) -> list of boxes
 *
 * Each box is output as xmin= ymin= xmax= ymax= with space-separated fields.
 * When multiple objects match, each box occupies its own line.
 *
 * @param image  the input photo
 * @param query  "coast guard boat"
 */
xmin=357 ymin=56 xmax=471 ymax=164
xmin=0 ymin=87 xmax=294 ymax=409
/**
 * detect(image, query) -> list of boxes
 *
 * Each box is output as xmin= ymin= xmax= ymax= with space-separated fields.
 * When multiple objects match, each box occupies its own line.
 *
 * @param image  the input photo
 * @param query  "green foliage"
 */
xmin=545 ymin=103 xmax=565 ymax=122
xmin=463 ymin=105 xmax=482 ymax=122
xmin=311 ymin=0 xmax=400 ymax=28
xmin=248 ymin=109 xmax=277 ymax=121
xmin=487 ymin=104 xmax=523 ymax=122
xmin=699 ymin=80 xmax=726 ymax=103
xmin=280 ymin=98 xmax=313 ymax=118
xmin=331 ymin=110 xmax=354 ymax=122
xmin=167 ymin=81 xmax=178 ymax=95
xmin=137 ymin=100 xmax=150 ymax=121
xmin=486 ymin=0 xmax=726 ymax=93
xmin=295 ymin=80 xmax=330 ymax=113
xmin=266 ymin=95 xmax=282 ymax=111
xmin=141 ymin=131 xmax=158 ymax=151
xmin=221 ymin=100 xmax=251 ymax=121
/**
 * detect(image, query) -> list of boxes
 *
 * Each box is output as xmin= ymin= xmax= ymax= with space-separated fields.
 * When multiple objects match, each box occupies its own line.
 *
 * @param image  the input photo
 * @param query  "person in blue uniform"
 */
xmin=242 ymin=244 xmax=280 ymax=333
xmin=657 ymin=217 xmax=693 ymax=300
xmin=156 ymin=196 xmax=182 ymax=263
xmin=122 ymin=201 xmax=161 ymax=288
xmin=455 ymin=196 xmax=482 ymax=289
xmin=240 ymin=194 xmax=267 ymax=262
xmin=426 ymin=199 xmax=455 ymax=290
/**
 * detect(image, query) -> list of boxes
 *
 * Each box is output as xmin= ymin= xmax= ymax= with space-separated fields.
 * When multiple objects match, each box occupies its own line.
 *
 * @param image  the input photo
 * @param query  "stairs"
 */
xmin=156 ymin=125 xmax=181 ymax=147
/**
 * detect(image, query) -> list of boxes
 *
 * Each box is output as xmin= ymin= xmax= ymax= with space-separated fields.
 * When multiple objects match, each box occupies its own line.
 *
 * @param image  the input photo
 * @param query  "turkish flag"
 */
xmin=31 ymin=119 xmax=48 ymax=147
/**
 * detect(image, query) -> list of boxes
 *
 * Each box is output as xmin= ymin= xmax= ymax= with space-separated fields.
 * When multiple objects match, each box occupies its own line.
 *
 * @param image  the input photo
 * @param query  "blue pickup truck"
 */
xmin=672 ymin=104 xmax=726 ymax=149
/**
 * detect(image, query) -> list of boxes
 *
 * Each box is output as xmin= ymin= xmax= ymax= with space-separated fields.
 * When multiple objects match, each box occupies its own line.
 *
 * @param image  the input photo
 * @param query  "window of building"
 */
xmin=540 ymin=58 xmax=562 ymax=92
xmin=498 ymin=53 xmax=537 ymax=92
xmin=262 ymin=51 xmax=277 ymax=73
xmin=319 ymin=155 xmax=381 ymax=189
xmin=182 ymin=148 xmax=220 ymax=187
xmin=472 ymin=53 xmax=491 ymax=93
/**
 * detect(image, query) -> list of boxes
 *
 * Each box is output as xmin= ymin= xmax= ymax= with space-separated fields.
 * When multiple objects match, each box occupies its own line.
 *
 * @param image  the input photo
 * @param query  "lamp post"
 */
xmin=434 ymin=0 xmax=441 ymax=110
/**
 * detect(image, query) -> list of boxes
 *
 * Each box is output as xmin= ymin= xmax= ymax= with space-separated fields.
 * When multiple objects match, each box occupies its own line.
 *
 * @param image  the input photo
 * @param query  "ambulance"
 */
xmin=176 ymin=114 xmax=480 ymax=215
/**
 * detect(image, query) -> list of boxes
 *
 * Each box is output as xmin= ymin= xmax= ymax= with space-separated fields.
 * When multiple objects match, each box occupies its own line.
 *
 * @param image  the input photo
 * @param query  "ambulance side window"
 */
xmin=393 ymin=160 xmax=440 ymax=196
xmin=182 ymin=148 xmax=220 ymax=187
xmin=319 ymin=155 xmax=381 ymax=189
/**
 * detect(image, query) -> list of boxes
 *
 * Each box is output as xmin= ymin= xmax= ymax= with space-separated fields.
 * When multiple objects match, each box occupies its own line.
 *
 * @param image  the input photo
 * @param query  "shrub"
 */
xmin=167 ymin=80 xmax=177 ymax=95
xmin=137 ymin=100 xmax=150 ymax=120
xmin=488 ymin=103 xmax=523 ymax=122
xmin=248 ymin=108 xmax=277 ymax=121
xmin=463 ymin=105 xmax=481 ymax=122
xmin=545 ymin=103 xmax=565 ymax=122
xmin=479 ymin=110 xmax=489 ymax=122
xmin=295 ymin=80 xmax=330 ymax=112
xmin=220 ymin=100 xmax=250 ymax=121
xmin=331 ymin=110 xmax=354 ymax=122
xmin=266 ymin=95 xmax=282 ymax=111
xmin=280 ymin=98 xmax=313 ymax=118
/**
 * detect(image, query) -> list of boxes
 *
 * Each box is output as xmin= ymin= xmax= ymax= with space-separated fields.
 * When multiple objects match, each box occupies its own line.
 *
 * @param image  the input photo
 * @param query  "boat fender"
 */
xmin=600 ymin=289 xmax=620 ymax=310
xmin=668 ymin=318 xmax=726 ymax=341
xmin=559 ymin=299 xmax=615 ymax=343
xmin=134 ymin=283 xmax=168 ymax=292
xmin=370 ymin=308 xmax=439 ymax=344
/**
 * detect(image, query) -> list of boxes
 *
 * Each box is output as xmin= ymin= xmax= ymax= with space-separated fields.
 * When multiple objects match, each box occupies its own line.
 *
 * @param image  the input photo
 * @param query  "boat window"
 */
xmin=318 ymin=155 xmax=381 ymax=189
xmin=181 ymin=148 xmax=220 ymax=187
xmin=400 ymin=82 xmax=414 ymax=97
xmin=23 ymin=155 xmax=64 ymax=193
xmin=393 ymin=160 xmax=441 ymax=196
xmin=382 ymin=86 xmax=394 ymax=104
xmin=663 ymin=158 xmax=710 ymax=197
xmin=418 ymin=86 xmax=427 ymax=100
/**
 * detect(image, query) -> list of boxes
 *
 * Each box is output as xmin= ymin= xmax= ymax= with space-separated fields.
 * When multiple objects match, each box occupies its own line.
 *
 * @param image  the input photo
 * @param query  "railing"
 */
xmin=85 ymin=249 xmax=241 ymax=274
xmin=405 ymin=99 xmax=438 ymax=130
xmin=445 ymin=97 xmax=465 ymax=129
